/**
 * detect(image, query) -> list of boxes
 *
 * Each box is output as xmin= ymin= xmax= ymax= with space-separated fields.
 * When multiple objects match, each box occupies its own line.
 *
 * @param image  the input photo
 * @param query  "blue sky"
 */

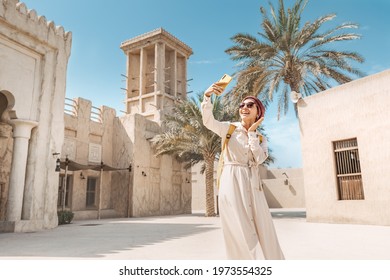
xmin=21 ymin=0 xmax=390 ymax=168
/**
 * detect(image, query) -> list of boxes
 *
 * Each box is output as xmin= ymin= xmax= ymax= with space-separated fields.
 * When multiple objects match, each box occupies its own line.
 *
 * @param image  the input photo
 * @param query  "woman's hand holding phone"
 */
xmin=214 ymin=74 xmax=232 ymax=94
xmin=204 ymin=74 xmax=232 ymax=97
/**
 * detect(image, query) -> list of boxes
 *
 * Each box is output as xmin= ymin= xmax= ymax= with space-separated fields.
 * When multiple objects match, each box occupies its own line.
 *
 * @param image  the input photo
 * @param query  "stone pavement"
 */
xmin=0 ymin=209 xmax=390 ymax=260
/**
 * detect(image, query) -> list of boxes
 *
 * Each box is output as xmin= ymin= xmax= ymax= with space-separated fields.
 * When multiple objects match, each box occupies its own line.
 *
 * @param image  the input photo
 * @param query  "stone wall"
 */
xmin=63 ymin=98 xmax=192 ymax=219
xmin=298 ymin=69 xmax=390 ymax=225
xmin=262 ymin=168 xmax=305 ymax=208
xmin=128 ymin=114 xmax=191 ymax=217
xmin=0 ymin=0 xmax=71 ymax=232
xmin=0 ymin=123 xmax=13 ymax=220
xmin=62 ymin=98 xmax=119 ymax=220
xmin=111 ymin=116 xmax=134 ymax=217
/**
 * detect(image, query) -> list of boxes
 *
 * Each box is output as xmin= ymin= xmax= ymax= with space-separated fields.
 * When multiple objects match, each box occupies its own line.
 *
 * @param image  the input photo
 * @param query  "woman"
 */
xmin=201 ymin=83 xmax=285 ymax=260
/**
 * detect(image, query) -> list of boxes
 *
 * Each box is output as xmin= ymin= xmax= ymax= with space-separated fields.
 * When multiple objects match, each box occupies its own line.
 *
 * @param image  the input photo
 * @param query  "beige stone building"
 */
xmin=1 ymin=1 xmax=192 ymax=232
xmin=298 ymin=69 xmax=390 ymax=226
xmin=0 ymin=0 xmax=71 ymax=232
xmin=56 ymin=30 xmax=194 ymax=220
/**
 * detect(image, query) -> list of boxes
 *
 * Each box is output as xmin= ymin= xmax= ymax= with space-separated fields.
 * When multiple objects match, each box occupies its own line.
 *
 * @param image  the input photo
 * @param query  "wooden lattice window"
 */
xmin=333 ymin=138 xmax=364 ymax=200
xmin=86 ymin=177 xmax=97 ymax=207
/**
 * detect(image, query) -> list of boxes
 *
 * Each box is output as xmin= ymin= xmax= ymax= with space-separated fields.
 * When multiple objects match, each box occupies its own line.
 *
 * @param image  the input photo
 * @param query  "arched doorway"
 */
xmin=0 ymin=90 xmax=15 ymax=122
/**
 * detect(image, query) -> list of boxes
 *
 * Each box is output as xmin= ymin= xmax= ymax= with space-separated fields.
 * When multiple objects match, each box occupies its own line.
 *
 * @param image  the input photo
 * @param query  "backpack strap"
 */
xmin=216 ymin=126 xmax=264 ymax=189
xmin=222 ymin=124 xmax=236 ymax=150
xmin=216 ymin=124 xmax=236 ymax=189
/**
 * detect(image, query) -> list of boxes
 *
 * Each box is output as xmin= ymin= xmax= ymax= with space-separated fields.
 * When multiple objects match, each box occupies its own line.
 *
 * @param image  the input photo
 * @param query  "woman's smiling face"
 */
xmin=239 ymin=99 xmax=258 ymax=123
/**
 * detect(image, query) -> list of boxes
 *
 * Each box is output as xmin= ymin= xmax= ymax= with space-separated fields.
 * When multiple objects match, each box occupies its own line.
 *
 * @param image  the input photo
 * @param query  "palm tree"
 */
xmin=151 ymin=93 xmax=274 ymax=216
xmin=226 ymin=0 xmax=364 ymax=119
xmin=151 ymin=94 xmax=226 ymax=216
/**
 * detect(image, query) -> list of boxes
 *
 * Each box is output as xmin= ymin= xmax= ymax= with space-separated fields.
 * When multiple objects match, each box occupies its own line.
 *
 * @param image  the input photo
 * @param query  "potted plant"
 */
xmin=57 ymin=210 xmax=74 ymax=225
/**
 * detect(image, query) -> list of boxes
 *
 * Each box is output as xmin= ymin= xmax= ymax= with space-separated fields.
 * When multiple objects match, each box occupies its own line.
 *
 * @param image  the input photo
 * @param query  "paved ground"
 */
xmin=1 ymin=208 xmax=390 ymax=260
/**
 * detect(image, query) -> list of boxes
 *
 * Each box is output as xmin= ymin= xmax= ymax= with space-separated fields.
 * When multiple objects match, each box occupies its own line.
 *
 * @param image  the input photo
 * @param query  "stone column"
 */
xmin=182 ymin=57 xmax=188 ymax=99
xmin=139 ymin=47 xmax=145 ymax=112
xmin=155 ymin=42 xmax=164 ymax=95
xmin=6 ymin=119 xmax=38 ymax=222
xmin=173 ymin=50 xmax=177 ymax=96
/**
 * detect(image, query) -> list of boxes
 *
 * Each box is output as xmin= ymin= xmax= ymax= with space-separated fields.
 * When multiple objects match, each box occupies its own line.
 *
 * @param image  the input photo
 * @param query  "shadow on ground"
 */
xmin=0 ymin=216 xmax=218 ymax=259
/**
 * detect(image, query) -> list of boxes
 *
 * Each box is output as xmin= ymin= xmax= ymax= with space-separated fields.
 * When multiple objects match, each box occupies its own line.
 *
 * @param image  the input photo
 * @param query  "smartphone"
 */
xmin=215 ymin=74 xmax=232 ymax=94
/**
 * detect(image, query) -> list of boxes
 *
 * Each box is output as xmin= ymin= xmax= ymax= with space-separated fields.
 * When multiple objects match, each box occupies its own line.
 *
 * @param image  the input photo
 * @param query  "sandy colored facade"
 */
xmin=262 ymin=168 xmax=305 ymax=208
xmin=57 ymin=29 xmax=193 ymax=220
xmin=120 ymin=28 xmax=191 ymax=123
xmin=0 ymin=0 xmax=71 ymax=232
xmin=1 ymin=1 xmax=192 ymax=232
xmin=298 ymin=69 xmax=390 ymax=226
xmin=61 ymin=96 xmax=192 ymax=220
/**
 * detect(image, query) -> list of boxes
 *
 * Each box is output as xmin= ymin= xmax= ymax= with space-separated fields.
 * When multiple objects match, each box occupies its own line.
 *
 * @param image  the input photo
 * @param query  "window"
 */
xmin=58 ymin=175 xmax=72 ymax=208
xmin=333 ymin=138 xmax=364 ymax=200
xmin=86 ymin=177 xmax=97 ymax=207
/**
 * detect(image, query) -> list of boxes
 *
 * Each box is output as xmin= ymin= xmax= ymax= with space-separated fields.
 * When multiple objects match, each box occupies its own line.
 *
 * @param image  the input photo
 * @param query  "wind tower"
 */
xmin=120 ymin=28 xmax=193 ymax=122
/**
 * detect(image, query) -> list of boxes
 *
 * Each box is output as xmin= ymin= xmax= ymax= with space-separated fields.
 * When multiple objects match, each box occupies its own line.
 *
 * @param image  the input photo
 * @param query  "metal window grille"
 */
xmin=333 ymin=138 xmax=364 ymax=200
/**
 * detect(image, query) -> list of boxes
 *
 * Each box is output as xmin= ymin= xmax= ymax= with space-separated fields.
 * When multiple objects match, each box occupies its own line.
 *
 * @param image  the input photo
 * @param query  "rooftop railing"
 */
xmin=64 ymin=98 xmax=77 ymax=117
xmin=90 ymin=106 xmax=102 ymax=123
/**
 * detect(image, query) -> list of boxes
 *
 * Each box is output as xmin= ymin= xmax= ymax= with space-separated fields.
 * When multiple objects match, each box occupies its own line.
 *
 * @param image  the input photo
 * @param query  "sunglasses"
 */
xmin=239 ymin=101 xmax=256 ymax=109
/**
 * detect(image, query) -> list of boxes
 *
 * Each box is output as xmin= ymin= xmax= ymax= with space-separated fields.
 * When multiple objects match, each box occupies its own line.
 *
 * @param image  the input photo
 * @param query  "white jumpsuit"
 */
xmin=201 ymin=95 xmax=285 ymax=260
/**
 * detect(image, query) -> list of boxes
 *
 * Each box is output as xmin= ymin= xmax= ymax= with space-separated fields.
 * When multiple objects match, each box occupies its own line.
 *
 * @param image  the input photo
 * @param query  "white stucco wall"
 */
xmin=0 ymin=38 xmax=40 ymax=120
xmin=298 ymin=69 xmax=390 ymax=225
xmin=0 ymin=0 xmax=71 ymax=232
xmin=263 ymin=168 xmax=305 ymax=208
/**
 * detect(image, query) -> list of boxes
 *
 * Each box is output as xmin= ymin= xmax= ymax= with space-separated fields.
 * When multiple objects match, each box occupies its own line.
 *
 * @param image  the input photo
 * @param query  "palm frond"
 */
xmin=225 ymin=0 xmax=364 ymax=118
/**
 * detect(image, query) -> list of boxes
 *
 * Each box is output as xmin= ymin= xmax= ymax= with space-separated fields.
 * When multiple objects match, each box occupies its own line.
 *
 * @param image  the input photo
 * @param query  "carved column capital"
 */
xmin=9 ymin=119 xmax=38 ymax=139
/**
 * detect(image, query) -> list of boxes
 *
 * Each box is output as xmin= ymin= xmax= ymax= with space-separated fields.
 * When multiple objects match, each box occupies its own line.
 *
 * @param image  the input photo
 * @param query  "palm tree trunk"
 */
xmin=204 ymin=155 xmax=216 ymax=217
